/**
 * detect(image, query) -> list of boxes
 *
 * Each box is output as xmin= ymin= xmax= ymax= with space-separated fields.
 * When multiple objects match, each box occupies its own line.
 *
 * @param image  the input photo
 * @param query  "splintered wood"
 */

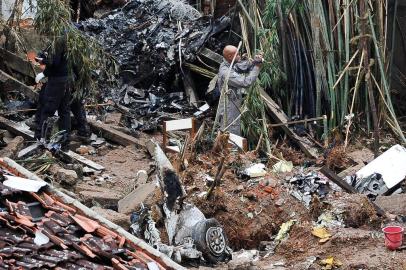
xmin=212 ymin=132 xmax=230 ymax=156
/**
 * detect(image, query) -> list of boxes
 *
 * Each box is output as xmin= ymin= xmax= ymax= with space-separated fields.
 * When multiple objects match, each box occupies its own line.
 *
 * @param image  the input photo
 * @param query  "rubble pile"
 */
xmin=1 ymin=1 xmax=406 ymax=269
xmin=0 ymin=166 xmax=174 ymax=269
xmin=118 ymin=88 xmax=196 ymax=131
xmin=79 ymin=0 xmax=230 ymax=130
xmin=81 ymin=0 xmax=201 ymax=79
xmin=286 ymin=171 xmax=330 ymax=208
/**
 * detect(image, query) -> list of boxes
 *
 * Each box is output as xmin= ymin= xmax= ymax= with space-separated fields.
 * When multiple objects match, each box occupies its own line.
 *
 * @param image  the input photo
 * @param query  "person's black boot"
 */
xmin=70 ymin=131 xmax=91 ymax=144
xmin=0 ymin=130 xmax=7 ymax=148
xmin=25 ymin=116 xmax=37 ymax=130
xmin=60 ymin=132 xmax=70 ymax=152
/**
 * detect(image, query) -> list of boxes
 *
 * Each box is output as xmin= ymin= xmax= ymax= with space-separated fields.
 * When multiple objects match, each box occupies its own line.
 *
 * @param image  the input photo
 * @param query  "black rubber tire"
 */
xmin=191 ymin=218 xmax=230 ymax=264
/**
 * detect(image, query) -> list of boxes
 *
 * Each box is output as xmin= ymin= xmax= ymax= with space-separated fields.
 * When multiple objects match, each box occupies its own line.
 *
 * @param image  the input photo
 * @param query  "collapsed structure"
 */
xmin=0 ymin=0 xmax=406 ymax=269
xmin=0 ymin=157 xmax=184 ymax=269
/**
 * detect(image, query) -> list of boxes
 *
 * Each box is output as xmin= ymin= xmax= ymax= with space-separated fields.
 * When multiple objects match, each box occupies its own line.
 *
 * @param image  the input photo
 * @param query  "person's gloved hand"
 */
xmin=253 ymin=54 xmax=264 ymax=66
xmin=35 ymin=73 xmax=45 ymax=83
xmin=34 ymin=56 xmax=44 ymax=63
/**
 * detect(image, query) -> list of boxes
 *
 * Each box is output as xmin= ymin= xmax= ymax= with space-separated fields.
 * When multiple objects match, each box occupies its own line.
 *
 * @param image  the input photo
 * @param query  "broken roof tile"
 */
xmin=71 ymin=214 xmax=100 ymax=233
xmin=46 ymin=211 xmax=73 ymax=227
xmin=97 ymin=226 xmax=119 ymax=239
xmin=0 ymin=163 xmax=176 ymax=269
xmin=112 ymin=258 xmax=130 ymax=270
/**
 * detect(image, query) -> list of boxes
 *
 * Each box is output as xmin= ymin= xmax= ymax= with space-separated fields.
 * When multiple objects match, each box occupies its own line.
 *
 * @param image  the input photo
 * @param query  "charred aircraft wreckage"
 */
xmin=78 ymin=0 xmax=231 ymax=132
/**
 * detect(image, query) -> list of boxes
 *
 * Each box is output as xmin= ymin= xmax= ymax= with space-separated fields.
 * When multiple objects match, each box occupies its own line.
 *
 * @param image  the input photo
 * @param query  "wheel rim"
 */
xmin=205 ymin=227 xmax=226 ymax=255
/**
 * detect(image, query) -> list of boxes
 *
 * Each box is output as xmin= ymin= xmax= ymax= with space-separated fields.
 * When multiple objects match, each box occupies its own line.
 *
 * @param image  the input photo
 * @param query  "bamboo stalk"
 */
xmin=388 ymin=0 xmax=398 ymax=91
xmin=236 ymin=0 xmax=255 ymax=29
xmin=367 ymin=6 xmax=406 ymax=144
xmin=311 ymin=1 xmax=322 ymax=118
xmin=361 ymin=0 xmax=379 ymax=157
xmin=344 ymin=50 xmax=365 ymax=149
xmin=332 ymin=49 xmax=360 ymax=90
xmin=341 ymin=0 xmax=351 ymax=124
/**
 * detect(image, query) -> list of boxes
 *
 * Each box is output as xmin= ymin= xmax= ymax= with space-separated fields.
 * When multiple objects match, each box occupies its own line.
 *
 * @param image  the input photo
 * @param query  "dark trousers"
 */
xmin=70 ymin=97 xmax=89 ymax=136
xmin=35 ymin=77 xmax=71 ymax=141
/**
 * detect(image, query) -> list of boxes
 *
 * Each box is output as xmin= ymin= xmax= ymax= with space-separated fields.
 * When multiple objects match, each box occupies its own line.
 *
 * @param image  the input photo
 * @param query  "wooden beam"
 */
xmin=0 ymin=116 xmax=35 ymax=140
xmin=320 ymin=166 xmax=357 ymax=193
xmin=199 ymin=47 xmax=223 ymax=65
xmin=0 ymin=70 xmax=39 ymax=101
xmin=320 ymin=166 xmax=386 ymax=216
xmin=65 ymin=150 xmax=105 ymax=171
xmin=260 ymin=89 xmax=319 ymax=159
xmin=87 ymin=119 xmax=143 ymax=148
xmin=0 ymin=48 xmax=39 ymax=79
xmin=0 ymin=116 xmax=104 ymax=171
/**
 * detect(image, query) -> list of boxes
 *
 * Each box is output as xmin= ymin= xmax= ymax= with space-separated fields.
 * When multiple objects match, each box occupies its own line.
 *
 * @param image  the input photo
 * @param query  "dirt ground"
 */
xmin=41 ymin=131 xmax=406 ymax=270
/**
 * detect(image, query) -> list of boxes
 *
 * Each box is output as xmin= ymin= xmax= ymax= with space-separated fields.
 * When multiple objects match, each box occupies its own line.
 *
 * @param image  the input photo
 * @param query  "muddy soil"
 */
xmin=42 ymin=132 xmax=406 ymax=270
xmin=178 ymin=152 xmax=312 ymax=249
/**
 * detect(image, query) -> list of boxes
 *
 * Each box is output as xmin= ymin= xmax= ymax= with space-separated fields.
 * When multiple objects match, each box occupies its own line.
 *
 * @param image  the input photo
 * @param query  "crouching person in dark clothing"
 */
xmin=34 ymin=35 xmax=71 ymax=150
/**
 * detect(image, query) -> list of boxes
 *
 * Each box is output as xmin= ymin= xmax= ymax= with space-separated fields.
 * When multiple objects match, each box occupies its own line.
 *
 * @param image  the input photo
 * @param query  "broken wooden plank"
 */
xmin=229 ymin=133 xmax=248 ymax=151
xmin=0 ymin=116 xmax=35 ymax=140
xmin=165 ymin=118 xmax=195 ymax=131
xmin=320 ymin=166 xmax=386 ymax=216
xmin=320 ymin=166 xmax=357 ymax=193
xmin=199 ymin=47 xmax=223 ymax=65
xmin=65 ymin=150 xmax=105 ymax=171
xmin=118 ymin=180 xmax=157 ymax=214
xmin=0 ymin=116 xmax=104 ymax=170
xmin=0 ymin=48 xmax=38 ymax=79
xmin=0 ymin=70 xmax=39 ymax=101
xmin=260 ymin=89 xmax=319 ymax=159
xmin=87 ymin=119 xmax=143 ymax=147
xmin=18 ymin=142 xmax=41 ymax=158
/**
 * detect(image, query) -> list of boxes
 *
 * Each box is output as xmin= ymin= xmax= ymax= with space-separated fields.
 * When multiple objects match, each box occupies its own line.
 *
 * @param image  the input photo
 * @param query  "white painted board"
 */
xmin=229 ymin=133 xmax=245 ymax=150
xmin=4 ymin=175 xmax=47 ymax=192
xmin=356 ymin=144 xmax=406 ymax=189
xmin=165 ymin=118 xmax=193 ymax=131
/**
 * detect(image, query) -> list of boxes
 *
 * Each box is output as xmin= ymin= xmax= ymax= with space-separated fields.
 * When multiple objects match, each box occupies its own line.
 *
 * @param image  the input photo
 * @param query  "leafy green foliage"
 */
xmin=241 ymin=82 xmax=270 ymax=153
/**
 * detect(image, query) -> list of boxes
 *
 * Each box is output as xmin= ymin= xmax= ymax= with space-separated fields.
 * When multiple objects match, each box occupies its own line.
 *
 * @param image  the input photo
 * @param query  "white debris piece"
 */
xmin=193 ymin=103 xmax=210 ymax=116
xmin=3 ymin=175 xmax=47 ymax=192
xmin=272 ymin=160 xmax=293 ymax=173
xmin=356 ymin=144 xmax=406 ymax=188
xmin=244 ymin=163 xmax=267 ymax=178
xmin=34 ymin=230 xmax=50 ymax=246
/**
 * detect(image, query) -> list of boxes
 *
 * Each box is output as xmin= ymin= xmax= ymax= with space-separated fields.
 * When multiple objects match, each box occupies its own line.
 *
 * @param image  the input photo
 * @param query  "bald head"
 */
xmin=223 ymin=45 xmax=240 ymax=63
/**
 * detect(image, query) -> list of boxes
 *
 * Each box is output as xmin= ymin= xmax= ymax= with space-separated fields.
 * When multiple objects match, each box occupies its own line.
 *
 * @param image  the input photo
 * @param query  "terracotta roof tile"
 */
xmin=0 ymin=165 xmax=173 ymax=269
